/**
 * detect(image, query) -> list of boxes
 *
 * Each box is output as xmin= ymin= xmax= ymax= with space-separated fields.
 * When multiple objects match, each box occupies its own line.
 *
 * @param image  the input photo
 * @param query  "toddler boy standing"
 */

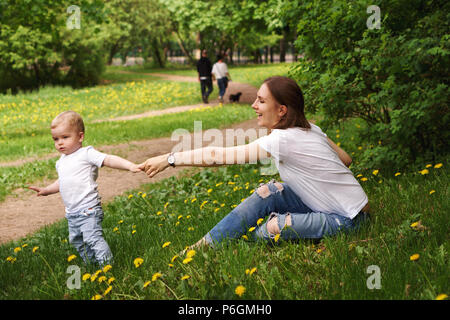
xmin=30 ymin=111 xmax=140 ymax=265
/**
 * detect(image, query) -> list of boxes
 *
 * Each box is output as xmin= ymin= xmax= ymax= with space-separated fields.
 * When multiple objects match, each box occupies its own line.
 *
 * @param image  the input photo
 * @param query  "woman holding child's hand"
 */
xmin=139 ymin=76 xmax=370 ymax=251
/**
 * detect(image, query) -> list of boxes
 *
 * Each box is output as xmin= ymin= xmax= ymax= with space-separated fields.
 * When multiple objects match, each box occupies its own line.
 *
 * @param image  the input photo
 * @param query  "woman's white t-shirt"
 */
xmin=56 ymin=146 xmax=106 ymax=214
xmin=255 ymin=124 xmax=368 ymax=219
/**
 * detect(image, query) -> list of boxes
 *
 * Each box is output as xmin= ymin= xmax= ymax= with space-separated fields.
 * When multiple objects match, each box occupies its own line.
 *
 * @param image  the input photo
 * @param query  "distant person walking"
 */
xmin=196 ymin=50 xmax=213 ymax=104
xmin=211 ymin=54 xmax=231 ymax=103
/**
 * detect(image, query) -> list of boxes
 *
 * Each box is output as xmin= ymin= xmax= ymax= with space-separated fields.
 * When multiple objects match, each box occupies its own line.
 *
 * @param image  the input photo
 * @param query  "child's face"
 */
xmin=51 ymin=122 xmax=84 ymax=155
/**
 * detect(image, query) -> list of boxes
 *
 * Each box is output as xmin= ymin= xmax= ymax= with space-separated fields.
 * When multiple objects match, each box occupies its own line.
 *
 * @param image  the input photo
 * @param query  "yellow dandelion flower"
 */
xmin=171 ymin=255 xmax=179 ymax=263
xmin=429 ymin=190 xmax=435 ymax=195
xmin=91 ymin=294 xmax=103 ymax=300
xmin=98 ymin=276 xmax=107 ymax=283
xmin=191 ymin=198 xmax=197 ymax=203
xmin=118 ymin=220 xmax=124 ymax=224
xmin=134 ymin=257 xmax=144 ymax=268
xmin=156 ymin=211 xmax=162 ymax=216
xmin=435 ymin=294 xmax=448 ymax=300
xmin=425 ymin=164 xmax=432 ymax=168
xmin=245 ymin=268 xmax=256 ymax=276
xmin=248 ymin=227 xmax=256 ymax=232
xmin=410 ymin=221 xmax=419 ymax=228
xmin=256 ymin=218 xmax=264 ymax=225
xmin=395 ymin=172 xmax=401 ymax=177
xmin=164 ymin=202 xmax=169 ymax=208
xmin=274 ymin=234 xmax=281 ymax=243
xmin=356 ymin=174 xmax=363 ymax=178
xmin=82 ymin=273 xmax=91 ymax=281
xmin=103 ymin=286 xmax=112 ymax=296
xmin=113 ymin=227 xmax=119 ymax=232
xmin=21 ymin=244 xmax=28 ymax=248
xmin=32 ymin=246 xmax=39 ymax=253
xmin=214 ymin=208 xmax=220 ymax=213
xmin=372 ymin=170 xmax=379 ymax=176
xmin=242 ymin=235 xmax=248 ymax=240
xmin=142 ymin=193 xmax=147 ymax=198
xmin=360 ymin=177 xmax=368 ymax=182
xmin=182 ymin=257 xmax=193 ymax=264
xmin=67 ymin=254 xmax=77 ymax=262
xmin=107 ymin=277 xmax=115 ymax=284
xmin=434 ymin=163 xmax=443 ymax=168
xmin=207 ymin=188 xmax=213 ymax=193
xmin=6 ymin=256 xmax=16 ymax=263
xmin=14 ymin=247 xmax=21 ymax=253
xmin=143 ymin=281 xmax=151 ymax=288
xmin=186 ymin=250 xmax=196 ymax=258
xmin=215 ymin=182 xmax=223 ymax=187
xmin=152 ymin=272 xmax=163 ymax=281
xmin=128 ymin=194 xmax=133 ymax=199
xmin=419 ymin=169 xmax=429 ymax=175
xmin=132 ymin=230 xmax=137 ymax=235
xmin=409 ymin=254 xmax=420 ymax=261
xmin=162 ymin=241 xmax=171 ymax=248
xmin=181 ymin=275 xmax=190 ymax=281
xmin=235 ymin=285 xmax=246 ymax=297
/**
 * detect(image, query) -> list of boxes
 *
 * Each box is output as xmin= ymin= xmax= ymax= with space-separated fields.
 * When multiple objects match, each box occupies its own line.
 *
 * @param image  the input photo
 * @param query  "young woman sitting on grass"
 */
xmin=138 ymin=76 xmax=370 ymax=249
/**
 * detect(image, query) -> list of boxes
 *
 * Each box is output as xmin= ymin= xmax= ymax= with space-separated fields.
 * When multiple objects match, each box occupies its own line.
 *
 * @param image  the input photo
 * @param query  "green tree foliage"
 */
xmin=0 ymin=0 xmax=108 ymax=92
xmin=104 ymin=0 xmax=172 ymax=68
xmin=289 ymin=0 xmax=449 ymax=170
xmin=164 ymin=0 xmax=280 ymax=63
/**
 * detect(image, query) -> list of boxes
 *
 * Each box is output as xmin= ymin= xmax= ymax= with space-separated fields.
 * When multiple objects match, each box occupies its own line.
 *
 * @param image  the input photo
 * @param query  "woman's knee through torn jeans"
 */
xmin=204 ymin=180 xmax=367 ymax=247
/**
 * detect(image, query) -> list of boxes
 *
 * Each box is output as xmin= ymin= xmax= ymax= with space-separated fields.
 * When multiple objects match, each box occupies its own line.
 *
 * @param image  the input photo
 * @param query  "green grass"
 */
xmin=1 ymin=160 xmax=448 ymax=300
xmin=0 ymin=105 xmax=256 ymax=203
xmin=0 ymin=80 xmax=205 ymax=158
xmin=107 ymin=62 xmax=292 ymax=87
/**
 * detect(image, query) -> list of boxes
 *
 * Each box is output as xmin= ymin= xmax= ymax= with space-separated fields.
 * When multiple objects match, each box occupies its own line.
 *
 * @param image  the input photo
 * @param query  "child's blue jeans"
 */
xmin=204 ymin=180 xmax=369 ymax=247
xmin=66 ymin=204 xmax=113 ymax=265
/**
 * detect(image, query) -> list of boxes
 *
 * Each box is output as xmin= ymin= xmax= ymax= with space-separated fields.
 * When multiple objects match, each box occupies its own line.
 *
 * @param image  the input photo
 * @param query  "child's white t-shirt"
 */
xmin=55 ymin=146 xmax=106 ymax=214
xmin=211 ymin=62 xmax=228 ymax=79
xmin=255 ymin=124 xmax=368 ymax=219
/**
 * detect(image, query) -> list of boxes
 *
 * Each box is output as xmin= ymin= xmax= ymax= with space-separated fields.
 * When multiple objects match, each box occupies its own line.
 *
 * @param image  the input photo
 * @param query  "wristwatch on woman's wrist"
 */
xmin=167 ymin=152 xmax=176 ymax=167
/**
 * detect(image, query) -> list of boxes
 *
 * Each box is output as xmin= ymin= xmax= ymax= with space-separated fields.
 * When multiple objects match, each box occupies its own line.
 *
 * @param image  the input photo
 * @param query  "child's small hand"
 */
xmin=29 ymin=186 xmax=46 ymax=196
xmin=129 ymin=164 xmax=142 ymax=173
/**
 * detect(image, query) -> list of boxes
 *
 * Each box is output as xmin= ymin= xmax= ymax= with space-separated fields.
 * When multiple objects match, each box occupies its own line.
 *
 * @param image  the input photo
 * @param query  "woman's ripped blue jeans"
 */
xmin=204 ymin=180 xmax=368 ymax=247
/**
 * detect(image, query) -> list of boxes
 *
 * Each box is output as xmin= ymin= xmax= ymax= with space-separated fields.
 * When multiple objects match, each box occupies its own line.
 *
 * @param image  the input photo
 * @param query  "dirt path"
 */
xmin=0 ymin=74 xmax=260 ymax=244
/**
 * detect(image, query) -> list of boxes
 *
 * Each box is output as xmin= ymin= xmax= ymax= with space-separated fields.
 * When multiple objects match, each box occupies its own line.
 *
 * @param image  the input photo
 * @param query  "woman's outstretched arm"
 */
xmin=138 ymin=140 xmax=270 ymax=178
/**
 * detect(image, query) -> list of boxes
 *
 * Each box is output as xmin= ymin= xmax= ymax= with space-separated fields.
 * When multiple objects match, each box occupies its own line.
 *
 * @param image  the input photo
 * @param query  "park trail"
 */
xmin=0 ymin=73 xmax=261 ymax=244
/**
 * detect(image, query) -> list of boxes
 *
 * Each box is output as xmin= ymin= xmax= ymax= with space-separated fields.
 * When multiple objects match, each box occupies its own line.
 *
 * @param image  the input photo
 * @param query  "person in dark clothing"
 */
xmin=196 ymin=50 xmax=213 ymax=103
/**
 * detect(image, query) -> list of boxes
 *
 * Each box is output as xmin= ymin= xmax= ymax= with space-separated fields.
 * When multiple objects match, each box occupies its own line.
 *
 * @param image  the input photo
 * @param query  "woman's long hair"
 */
xmin=263 ymin=76 xmax=310 ymax=130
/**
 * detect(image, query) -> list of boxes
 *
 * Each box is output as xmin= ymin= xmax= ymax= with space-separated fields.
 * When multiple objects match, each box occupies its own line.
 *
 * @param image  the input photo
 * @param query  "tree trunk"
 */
xmin=174 ymin=31 xmax=196 ymax=65
xmin=279 ymin=26 xmax=290 ymax=63
xmin=152 ymin=39 xmax=164 ymax=68
xmin=264 ymin=46 xmax=269 ymax=64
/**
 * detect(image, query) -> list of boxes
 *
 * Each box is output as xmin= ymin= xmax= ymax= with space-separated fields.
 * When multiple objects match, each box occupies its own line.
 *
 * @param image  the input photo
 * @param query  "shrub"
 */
xmin=289 ymin=0 xmax=449 ymax=171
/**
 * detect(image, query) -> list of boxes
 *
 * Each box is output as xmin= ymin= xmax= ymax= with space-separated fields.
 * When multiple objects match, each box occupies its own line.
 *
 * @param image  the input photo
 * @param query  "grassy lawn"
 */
xmin=106 ymin=62 xmax=293 ymax=87
xmin=0 ymin=80 xmax=205 ymax=160
xmin=1 ymin=158 xmax=447 ymax=299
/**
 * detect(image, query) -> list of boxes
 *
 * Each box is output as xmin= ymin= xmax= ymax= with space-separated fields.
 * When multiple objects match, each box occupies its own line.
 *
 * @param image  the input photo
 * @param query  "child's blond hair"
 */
xmin=51 ymin=111 xmax=85 ymax=133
